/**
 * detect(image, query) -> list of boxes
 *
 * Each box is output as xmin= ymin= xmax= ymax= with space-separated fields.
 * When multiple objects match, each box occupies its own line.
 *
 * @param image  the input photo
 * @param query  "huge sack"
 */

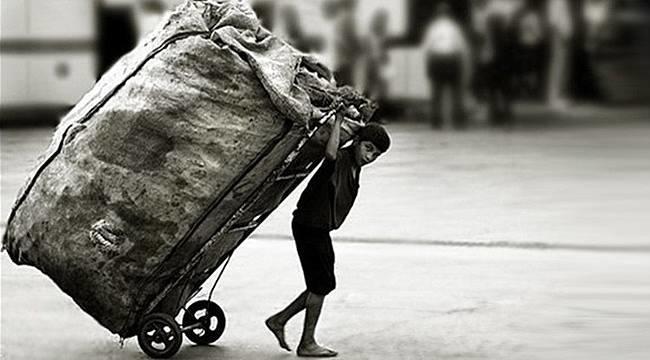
xmin=2 ymin=0 xmax=374 ymax=337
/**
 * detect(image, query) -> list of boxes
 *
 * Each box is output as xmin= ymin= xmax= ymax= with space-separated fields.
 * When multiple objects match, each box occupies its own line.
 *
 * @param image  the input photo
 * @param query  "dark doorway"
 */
xmin=96 ymin=4 xmax=137 ymax=77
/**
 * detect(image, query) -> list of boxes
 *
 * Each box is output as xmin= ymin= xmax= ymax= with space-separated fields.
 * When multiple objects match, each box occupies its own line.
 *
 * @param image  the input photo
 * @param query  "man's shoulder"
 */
xmin=337 ymin=147 xmax=356 ymax=165
xmin=318 ymin=148 xmax=354 ymax=179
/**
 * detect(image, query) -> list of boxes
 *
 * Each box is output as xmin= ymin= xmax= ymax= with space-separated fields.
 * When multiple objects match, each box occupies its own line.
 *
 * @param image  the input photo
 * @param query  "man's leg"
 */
xmin=297 ymin=292 xmax=337 ymax=357
xmin=486 ymin=63 xmax=501 ymax=126
xmin=548 ymin=34 xmax=570 ymax=109
xmin=427 ymin=57 xmax=442 ymax=129
xmin=430 ymin=76 xmax=443 ymax=129
xmin=451 ymin=82 xmax=464 ymax=129
xmin=450 ymin=59 xmax=465 ymax=129
xmin=266 ymin=290 xmax=310 ymax=351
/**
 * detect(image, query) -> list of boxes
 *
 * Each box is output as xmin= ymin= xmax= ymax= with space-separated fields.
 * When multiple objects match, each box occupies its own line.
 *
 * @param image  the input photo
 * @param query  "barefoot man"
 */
xmin=266 ymin=109 xmax=391 ymax=357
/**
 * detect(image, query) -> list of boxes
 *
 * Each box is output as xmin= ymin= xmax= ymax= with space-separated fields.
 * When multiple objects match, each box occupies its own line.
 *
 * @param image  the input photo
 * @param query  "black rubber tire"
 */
xmin=182 ymin=300 xmax=226 ymax=345
xmin=137 ymin=313 xmax=182 ymax=358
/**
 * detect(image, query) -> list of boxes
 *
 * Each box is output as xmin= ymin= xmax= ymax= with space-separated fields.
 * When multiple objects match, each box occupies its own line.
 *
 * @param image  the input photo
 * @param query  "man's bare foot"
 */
xmin=265 ymin=317 xmax=291 ymax=351
xmin=297 ymin=343 xmax=338 ymax=358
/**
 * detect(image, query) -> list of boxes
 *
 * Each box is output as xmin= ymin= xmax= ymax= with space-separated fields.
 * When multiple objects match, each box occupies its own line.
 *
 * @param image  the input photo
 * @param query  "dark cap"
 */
xmin=357 ymin=123 xmax=391 ymax=153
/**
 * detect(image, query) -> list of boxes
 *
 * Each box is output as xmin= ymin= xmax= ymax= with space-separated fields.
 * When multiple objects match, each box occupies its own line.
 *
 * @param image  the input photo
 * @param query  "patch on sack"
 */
xmin=89 ymin=219 xmax=128 ymax=256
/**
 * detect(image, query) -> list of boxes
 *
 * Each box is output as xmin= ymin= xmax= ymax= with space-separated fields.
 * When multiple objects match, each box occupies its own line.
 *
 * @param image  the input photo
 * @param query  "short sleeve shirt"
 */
xmin=293 ymin=147 xmax=360 ymax=231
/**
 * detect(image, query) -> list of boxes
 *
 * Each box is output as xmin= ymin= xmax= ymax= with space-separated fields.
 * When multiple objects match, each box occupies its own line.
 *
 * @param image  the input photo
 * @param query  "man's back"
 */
xmin=423 ymin=17 xmax=468 ymax=56
xmin=294 ymin=147 xmax=360 ymax=231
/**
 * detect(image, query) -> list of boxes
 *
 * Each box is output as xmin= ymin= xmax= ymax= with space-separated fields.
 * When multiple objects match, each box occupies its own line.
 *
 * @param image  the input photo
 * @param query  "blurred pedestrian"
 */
xmin=472 ymin=0 xmax=520 ymax=127
xmin=332 ymin=0 xmax=363 ymax=87
xmin=583 ymin=0 xmax=613 ymax=51
xmin=316 ymin=0 xmax=338 ymax=69
xmin=360 ymin=9 xmax=391 ymax=123
xmin=275 ymin=4 xmax=311 ymax=53
xmin=134 ymin=0 xmax=167 ymax=43
xmin=547 ymin=0 xmax=574 ymax=110
xmin=423 ymin=2 xmax=472 ymax=129
xmin=511 ymin=0 xmax=547 ymax=99
xmin=251 ymin=1 xmax=274 ymax=30
xmin=470 ymin=0 xmax=493 ymax=121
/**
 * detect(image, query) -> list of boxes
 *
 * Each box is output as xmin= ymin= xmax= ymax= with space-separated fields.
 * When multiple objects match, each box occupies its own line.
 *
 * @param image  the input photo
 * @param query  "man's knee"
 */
xmin=305 ymin=292 xmax=325 ymax=307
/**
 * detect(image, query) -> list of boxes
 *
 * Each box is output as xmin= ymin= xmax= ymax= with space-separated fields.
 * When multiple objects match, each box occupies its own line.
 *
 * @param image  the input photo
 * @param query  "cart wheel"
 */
xmin=182 ymin=300 xmax=226 ymax=345
xmin=137 ymin=313 xmax=182 ymax=358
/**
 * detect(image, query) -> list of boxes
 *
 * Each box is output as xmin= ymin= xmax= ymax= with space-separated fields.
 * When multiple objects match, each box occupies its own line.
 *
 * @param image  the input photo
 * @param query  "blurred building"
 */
xmin=1 ymin=0 xmax=97 ymax=123
xmin=0 ymin=0 xmax=183 ymax=125
xmin=1 ymin=0 xmax=648 ymax=125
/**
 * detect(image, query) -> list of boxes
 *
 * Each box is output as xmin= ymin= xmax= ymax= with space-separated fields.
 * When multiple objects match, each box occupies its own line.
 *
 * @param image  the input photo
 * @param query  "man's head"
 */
xmin=353 ymin=123 xmax=391 ymax=167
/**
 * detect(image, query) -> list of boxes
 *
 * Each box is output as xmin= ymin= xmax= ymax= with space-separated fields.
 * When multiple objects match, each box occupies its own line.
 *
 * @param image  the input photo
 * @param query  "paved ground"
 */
xmin=2 ymin=106 xmax=650 ymax=359
xmin=3 ymin=241 xmax=650 ymax=360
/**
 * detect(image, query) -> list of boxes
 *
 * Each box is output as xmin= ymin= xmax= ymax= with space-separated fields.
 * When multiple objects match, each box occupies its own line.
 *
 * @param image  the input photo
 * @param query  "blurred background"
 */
xmin=2 ymin=0 xmax=650 ymax=279
xmin=1 ymin=0 xmax=649 ymax=126
xmin=2 ymin=0 xmax=650 ymax=270
xmin=2 ymin=1 xmax=650 ymax=359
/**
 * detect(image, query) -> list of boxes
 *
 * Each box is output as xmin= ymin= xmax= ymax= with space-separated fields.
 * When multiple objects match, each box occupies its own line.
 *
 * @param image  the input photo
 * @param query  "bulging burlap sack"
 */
xmin=2 ymin=0 xmax=373 ymax=337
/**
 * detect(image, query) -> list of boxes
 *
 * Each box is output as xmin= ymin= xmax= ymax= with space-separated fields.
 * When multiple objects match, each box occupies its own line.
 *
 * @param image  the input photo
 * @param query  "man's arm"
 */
xmin=324 ymin=110 xmax=344 ymax=161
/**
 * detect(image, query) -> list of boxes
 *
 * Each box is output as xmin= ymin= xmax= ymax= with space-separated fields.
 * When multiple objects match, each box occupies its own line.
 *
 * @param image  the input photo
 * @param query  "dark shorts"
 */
xmin=292 ymin=219 xmax=336 ymax=296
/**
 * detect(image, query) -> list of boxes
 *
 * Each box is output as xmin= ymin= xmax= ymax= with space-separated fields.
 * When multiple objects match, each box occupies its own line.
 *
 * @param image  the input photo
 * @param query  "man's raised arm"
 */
xmin=324 ymin=110 xmax=344 ymax=161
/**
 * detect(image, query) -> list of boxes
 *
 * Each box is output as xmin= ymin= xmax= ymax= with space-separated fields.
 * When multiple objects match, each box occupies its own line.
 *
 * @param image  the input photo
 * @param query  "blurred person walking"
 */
xmin=360 ymin=9 xmax=391 ymax=123
xmin=547 ymin=0 xmax=575 ymax=110
xmin=470 ymin=0 xmax=494 ymax=122
xmin=275 ymin=4 xmax=311 ymax=53
xmin=312 ymin=0 xmax=339 ymax=73
xmin=423 ymin=2 xmax=472 ymax=130
xmin=332 ymin=0 xmax=363 ymax=87
xmin=583 ymin=0 xmax=613 ymax=51
xmin=134 ymin=0 xmax=168 ymax=42
xmin=511 ymin=0 xmax=547 ymax=99
xmin=470 ymin=0 xmax=521 ymax=127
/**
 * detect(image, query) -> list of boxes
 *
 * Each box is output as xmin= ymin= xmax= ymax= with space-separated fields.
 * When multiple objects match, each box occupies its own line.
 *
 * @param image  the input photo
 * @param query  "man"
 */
xmin=547 ymin=0 xmax=574 ymax=110
xmin=361 ymin=9 xmax=391 ymax=123
xmin=265 ymin=109 xmax=391 ymax=358
xmin=473 ymin=0 xmax=521 ymax=126
xmin=423 ymin=2 xmax=472 ymax=129
xmin=332 ymin=0 xmax=363 ymax=87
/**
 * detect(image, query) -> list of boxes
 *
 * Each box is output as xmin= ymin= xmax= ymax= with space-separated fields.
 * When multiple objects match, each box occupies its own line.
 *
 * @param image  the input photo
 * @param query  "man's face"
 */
xmin=354 ymin=141 xmax=383 ymax=167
